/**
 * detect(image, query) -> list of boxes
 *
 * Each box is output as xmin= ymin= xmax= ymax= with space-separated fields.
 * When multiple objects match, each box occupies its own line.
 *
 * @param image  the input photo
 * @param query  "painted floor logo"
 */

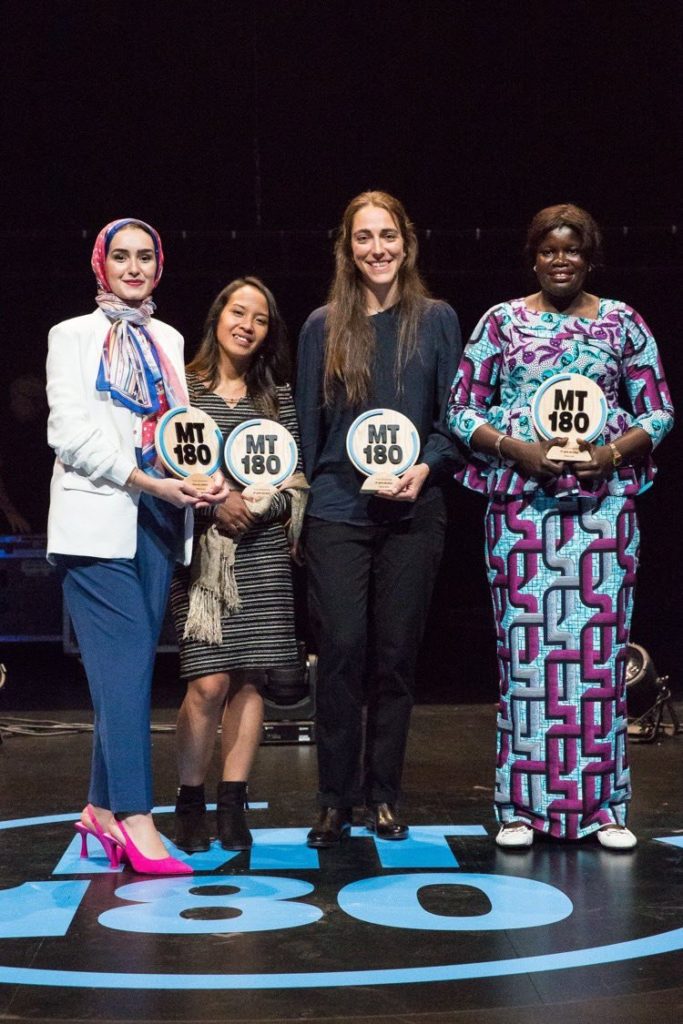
xmin=1 ymin=809 xmax=683 ymax=989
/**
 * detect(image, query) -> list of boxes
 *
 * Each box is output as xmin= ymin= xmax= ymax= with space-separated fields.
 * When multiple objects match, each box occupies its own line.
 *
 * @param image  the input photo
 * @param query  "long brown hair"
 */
xmin=187 ymin=276 xmax=290 ymax=418
xmin=323 ymin=191 xmax=430 ymax=406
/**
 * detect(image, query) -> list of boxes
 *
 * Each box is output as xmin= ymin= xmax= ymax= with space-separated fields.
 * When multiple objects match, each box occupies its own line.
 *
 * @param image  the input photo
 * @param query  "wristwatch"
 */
xmin=608 ymin=442 xmax=623 ymax=468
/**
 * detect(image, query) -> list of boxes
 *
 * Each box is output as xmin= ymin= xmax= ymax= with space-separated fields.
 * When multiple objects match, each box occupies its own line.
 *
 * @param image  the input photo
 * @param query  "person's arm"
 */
xmin=386 ymin=302 xmax=463 ymax=501
xmin=46 ymin=320 xmax=139 ymax=486
xmin=574 ymin=306 xmax=674 ymax=483
xmin=447 ymin=307 xmax=502 ymax=446
xmin=124 ymin=466 xmax=229 ymax=509
xmin=294 ymin=313 xmax=325 ymax=483
xmin=469 ymin=423 xmax=565 ymax=483
xmin=46 ymin=319 xmax=227 ymax=509
xmin=447 ymin=305 xmax=564 ymax=483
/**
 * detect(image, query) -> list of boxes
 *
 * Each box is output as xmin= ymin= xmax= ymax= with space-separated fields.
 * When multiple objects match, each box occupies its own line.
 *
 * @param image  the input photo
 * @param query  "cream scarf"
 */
xmin=183 ymin=473 xmax=309 ymax=645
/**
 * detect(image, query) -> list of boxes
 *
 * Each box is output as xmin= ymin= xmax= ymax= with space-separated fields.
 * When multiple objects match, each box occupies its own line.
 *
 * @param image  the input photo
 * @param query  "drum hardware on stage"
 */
xmin=346 ymin=408 xmax=420 ymax=494
xmin=531 ymin=373 xmax=607 ymax=461
xmin=262 ymin=647 xmax=316 ymax=745
xmin=626 ymin=642 xmax=680 ymax=743
xmin=0 ymin=534 xmax=63 ymax=643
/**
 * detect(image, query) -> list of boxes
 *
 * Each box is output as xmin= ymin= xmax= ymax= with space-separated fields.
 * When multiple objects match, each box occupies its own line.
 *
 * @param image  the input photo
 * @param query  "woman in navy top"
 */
xmin=296 ymin=191 xmax=462 ymax=846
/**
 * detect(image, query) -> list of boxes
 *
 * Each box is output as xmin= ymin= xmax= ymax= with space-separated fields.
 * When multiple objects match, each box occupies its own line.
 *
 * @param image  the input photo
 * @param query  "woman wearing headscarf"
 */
xmin=47 ymin=217 xmax=228 ymax=874
xmin=296 ymin=191 xmax=462 ymax=846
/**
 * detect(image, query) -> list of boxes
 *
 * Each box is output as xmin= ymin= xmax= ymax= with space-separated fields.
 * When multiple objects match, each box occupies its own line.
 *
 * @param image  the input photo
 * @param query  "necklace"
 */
xmin=217 ymin=382 xmax=247 ymax=408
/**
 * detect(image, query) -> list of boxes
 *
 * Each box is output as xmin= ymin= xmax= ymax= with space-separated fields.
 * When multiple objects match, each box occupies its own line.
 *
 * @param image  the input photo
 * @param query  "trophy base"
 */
xmin=361 ymin=472 xmax=399 ymax=495
xmin=242 ymin=483 xmax=278 ymax=508
xmin=547 ymin=443 xmax=591 ymax=462
xmin=186 ymin=473 xmax=214 ymax=492
xmin=243 ymin=483 xmax=278 ymax=500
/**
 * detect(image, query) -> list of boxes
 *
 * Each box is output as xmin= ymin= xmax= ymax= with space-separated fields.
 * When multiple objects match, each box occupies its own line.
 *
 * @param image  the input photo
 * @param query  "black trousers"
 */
xmin=305 ymin=490 xmax=447 ymax=808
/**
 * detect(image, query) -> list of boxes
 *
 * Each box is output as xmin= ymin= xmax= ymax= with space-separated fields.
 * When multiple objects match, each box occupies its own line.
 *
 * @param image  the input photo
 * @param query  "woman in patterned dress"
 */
xmin=448 ymin=204 xmax=673 ymax=850
xmin=170 ymin=277 xmax=302 ymax=853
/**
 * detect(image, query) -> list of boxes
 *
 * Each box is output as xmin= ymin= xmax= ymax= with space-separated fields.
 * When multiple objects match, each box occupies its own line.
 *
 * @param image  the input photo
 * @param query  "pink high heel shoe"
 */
xmin=74 ymin=804 xmax=122 ymax=868
xmin=112 ymin=820 xmax=193 ymax=876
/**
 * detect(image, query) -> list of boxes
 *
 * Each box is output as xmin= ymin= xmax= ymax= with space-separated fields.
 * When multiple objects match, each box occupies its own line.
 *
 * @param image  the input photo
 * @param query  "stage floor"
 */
xmin=1 ymin=697 xmax=683 ymax=1024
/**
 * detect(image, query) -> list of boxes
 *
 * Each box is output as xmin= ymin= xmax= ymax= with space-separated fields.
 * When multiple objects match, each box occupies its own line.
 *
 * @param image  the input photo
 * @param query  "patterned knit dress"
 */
xmin=170 ymin=374 xmax=301 ymax=679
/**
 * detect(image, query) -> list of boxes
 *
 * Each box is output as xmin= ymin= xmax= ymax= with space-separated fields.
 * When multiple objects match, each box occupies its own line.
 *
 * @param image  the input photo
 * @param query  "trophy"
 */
xmin=346 ymin=408 xmax=420 ymax=494
xmin=154 ymin=406 xmax=224 ymax=491
xmin=224 ymin=418 xmax=298 ymax=500
xmin=531 ymin=373 xmax=608 ymax=461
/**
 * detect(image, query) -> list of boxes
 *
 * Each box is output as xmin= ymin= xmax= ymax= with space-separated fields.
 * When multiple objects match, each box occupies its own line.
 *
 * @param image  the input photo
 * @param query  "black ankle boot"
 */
xmin=174 ymin=784 xmax=210 ymax=853
xmin=217 ymin=781 xmax=252 ymax=851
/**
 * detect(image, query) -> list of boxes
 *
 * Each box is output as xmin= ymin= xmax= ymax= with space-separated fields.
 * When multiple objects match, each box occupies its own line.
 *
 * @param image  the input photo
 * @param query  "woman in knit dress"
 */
xmin=448 ymin=204 xmax=674 ymax=850
xmin=171 ymin=277 xmax=303 ymax=853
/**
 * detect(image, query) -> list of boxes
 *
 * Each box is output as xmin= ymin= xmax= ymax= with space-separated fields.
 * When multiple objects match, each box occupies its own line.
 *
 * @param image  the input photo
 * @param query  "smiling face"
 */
xmin=350 ymin=204 xmax=406 ymax=306
xmin=104 ymin=226 xmax=157 ymax=305
xmin=215 ymin=284 xmax=270 ymax=370
xmin=534 ymin=226 xmax=589 ymax=302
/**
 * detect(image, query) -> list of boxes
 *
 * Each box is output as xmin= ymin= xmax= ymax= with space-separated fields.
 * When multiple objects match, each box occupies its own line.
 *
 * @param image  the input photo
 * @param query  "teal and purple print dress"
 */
xmin=448 ymin=299 xmax=673 ymax=839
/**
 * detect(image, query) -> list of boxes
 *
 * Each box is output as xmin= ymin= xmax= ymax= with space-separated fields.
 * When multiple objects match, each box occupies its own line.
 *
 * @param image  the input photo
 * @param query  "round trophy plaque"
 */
xmin=532 ymin=373 xmax=608 ymax=461
xmin=154 ymin=406 xmax=223 ymax=491
xmin=224 ymin=418 xmax=298 ymax=499
xmin=346 ymin=408 xmax=420 ymax=494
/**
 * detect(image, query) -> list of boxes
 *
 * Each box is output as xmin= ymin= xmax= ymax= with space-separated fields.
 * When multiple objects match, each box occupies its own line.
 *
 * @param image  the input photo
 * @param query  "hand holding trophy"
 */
xmin=531 ymin=373 xmax=607 ymax=462
xmin=154 ymin=406 xmax=224 ymax=490
xmin=223 ymin=417 xmax=298 ymax=510
xmin=346 ymin=408 xmax=420 ymax=496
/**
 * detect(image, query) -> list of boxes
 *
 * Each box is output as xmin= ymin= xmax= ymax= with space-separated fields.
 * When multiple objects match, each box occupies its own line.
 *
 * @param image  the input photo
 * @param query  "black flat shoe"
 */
xmin=306 ymin=807 xmax=352 ymax=848
xmin=364 ymin=802 xmax=409 ymax=840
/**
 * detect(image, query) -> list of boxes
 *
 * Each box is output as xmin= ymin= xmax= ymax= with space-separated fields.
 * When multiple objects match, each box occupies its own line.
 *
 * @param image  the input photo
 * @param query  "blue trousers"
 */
xmin=56 ymin=494 xmax=183 ymax=813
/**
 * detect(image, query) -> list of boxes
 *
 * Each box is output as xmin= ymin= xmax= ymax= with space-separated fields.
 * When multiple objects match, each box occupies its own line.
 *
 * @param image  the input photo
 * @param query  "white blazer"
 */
xmin=46 ymin=308 xmax=193 ymax=562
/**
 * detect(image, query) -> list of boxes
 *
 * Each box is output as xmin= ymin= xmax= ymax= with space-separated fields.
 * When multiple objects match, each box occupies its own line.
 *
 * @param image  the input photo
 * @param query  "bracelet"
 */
xmin=495 ymin=433 xmax=509 ymax=460
xmin=608 ymin=442 xmax=623 ymax=468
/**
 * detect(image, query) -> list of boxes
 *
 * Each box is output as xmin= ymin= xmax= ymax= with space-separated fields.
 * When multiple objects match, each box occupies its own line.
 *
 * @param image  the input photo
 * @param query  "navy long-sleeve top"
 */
xmin=295 ymin=299 xmax=463 ymax=524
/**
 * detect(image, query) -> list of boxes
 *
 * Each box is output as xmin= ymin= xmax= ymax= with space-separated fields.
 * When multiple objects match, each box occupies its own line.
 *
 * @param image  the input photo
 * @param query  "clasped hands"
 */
xmin=512 ymin=437 xmax=615 ymax=484
xmin=214 ymin=488 xmax=259 ymax=538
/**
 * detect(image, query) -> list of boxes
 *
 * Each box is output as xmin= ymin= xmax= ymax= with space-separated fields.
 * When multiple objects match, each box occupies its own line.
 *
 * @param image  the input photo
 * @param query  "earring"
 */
xmin=533 ymin=265 xmax=537 ymax=272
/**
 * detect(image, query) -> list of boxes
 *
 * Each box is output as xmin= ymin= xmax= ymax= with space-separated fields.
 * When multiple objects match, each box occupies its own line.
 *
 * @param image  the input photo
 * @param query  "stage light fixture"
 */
xmin=626 ymin=642 xmax=680 ymax=742
xmin=262 ymin=646 xmax=317 ymax=745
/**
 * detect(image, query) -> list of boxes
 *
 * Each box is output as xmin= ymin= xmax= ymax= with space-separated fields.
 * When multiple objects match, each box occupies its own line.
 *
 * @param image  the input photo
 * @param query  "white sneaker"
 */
xmin=495 ymin=822 xmax=534 ymax=848
xmin=597 ymin=825 xmax=637 ymax=850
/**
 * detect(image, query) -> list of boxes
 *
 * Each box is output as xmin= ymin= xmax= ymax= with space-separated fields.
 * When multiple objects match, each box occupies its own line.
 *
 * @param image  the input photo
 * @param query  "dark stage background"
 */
xmin=1 ymin=0 xmax=681 ymax=702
